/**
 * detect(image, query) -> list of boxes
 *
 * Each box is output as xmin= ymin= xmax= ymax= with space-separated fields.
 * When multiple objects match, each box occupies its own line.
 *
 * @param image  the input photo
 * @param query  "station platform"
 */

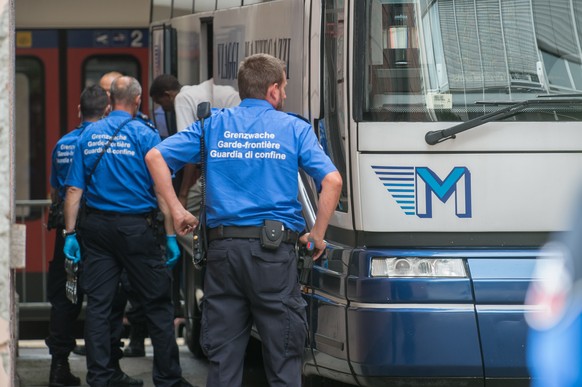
xmin=15 ymin=339 xmax=207 ymax=387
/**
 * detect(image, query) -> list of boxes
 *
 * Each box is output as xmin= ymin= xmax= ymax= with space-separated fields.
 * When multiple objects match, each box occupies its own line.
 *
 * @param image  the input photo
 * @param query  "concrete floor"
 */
xmin=15 ymin=338 xmax=208 ymax=387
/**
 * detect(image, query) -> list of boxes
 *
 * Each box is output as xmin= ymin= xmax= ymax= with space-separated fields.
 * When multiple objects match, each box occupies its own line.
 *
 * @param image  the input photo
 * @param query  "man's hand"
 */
xmin=165 ymin=235 xmax=181 ymax=268
xmin=63 ymin=234 xmax=81 ymax=263
xmin=172 ymin=207 xmax=199 ymax=236
xmin=299 ymin=232 xmax=326 ymax=260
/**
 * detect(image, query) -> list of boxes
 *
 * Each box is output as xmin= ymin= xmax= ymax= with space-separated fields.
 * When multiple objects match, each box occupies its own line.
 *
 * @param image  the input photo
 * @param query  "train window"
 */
xmin=152 ymin=0 xmax=172 ymax=22
xmin=194 ymin=0 xmax=215 ymax=12
xmin=82 ymin=56 xmax=141 ymax=89
xmin=173 ymin=0 xmax=193 ymax=17
xmin=15 ymin=57 xmax=46 ymax=219
xmin=217 ymin=0 xmax=242 ymax=9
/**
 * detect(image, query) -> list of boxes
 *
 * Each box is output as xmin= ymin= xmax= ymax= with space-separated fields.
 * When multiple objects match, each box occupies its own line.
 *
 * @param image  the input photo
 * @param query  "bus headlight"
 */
xmin=371 ymin=257 xmax=467 ymax=277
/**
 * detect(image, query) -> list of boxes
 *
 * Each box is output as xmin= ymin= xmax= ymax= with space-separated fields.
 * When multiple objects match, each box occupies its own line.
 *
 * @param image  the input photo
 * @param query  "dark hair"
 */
xmin=110 ymin=76 xmax=142 ymax=106
xmin=149 ymin=74 xmax=182 ymax=98
xmin=237 ymin=54 xmax=286 ymax=100
xmin=80 ymin=85 xmax=109 ymax=119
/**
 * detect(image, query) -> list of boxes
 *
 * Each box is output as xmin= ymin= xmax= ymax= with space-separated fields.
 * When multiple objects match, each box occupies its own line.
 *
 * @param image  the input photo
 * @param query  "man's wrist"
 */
xmin=62 ymin=229 xmax=76 ymax=237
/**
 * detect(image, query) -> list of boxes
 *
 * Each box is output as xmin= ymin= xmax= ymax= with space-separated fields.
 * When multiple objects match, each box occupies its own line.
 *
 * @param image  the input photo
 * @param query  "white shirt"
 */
xmin=174 ymin=79 xmax=241 ymax=132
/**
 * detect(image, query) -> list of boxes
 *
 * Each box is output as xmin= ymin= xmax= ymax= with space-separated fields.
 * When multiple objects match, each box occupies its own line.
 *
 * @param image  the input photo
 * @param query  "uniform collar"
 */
xmin=240 ymin=98 xmax=274 ymax=110
xmin=109 ymin=110 xmax=133 ymax=119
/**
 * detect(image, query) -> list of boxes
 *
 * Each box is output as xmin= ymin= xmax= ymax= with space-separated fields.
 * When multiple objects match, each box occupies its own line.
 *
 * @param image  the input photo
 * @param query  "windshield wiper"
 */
xmin=425 ymin=97 xmax=582 ymax=145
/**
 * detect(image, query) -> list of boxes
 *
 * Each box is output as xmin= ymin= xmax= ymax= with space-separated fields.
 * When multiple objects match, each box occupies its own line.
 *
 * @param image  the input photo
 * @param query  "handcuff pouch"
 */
xmin=260 ymin=220 xmax=284 ymax=250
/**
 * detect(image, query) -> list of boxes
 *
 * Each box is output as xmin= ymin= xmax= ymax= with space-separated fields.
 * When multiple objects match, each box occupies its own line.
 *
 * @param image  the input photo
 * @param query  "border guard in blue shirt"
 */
xmin=146 ymin=53 xmax=343 ymax=387
xmin=98 ymin=70 xmax=153 ymax=362
xmin=46 ymin=85 xmax=109 ymax=387
xmin=63 ymin=76 xmax=192 ymax=387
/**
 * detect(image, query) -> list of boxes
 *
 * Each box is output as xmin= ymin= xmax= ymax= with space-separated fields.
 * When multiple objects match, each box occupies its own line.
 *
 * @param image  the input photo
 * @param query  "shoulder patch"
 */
xmin=286 ymin=112 xmax=310 ymax=124
xmin=135 ymin=112 xmax=157 ymax=131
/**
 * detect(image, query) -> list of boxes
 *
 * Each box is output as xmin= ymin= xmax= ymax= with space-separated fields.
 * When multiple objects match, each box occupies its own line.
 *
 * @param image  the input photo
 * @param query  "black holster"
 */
xmin=47 ymin=200 xmax=64 ymax=230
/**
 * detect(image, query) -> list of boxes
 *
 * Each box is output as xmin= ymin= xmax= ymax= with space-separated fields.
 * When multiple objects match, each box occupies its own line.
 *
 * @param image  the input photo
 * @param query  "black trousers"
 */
xmin=200 ymin=238 xmax=308 ymax=387
xmin=80 ymin=212 xmax=182 ymax=387
xmin=45 ymin=227 xmax=127 ymax=363
xmin=45 ymin=227 xmax=84 ymax=357
xmin=119 ymin=270 xmax=147 ymax=325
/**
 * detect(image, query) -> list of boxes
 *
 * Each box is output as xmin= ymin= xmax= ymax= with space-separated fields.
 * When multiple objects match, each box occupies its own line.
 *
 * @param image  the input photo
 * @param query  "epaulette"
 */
xmin=135 ymin=112 xmax=157 ymax=131
xmin=286 ymin=112 xmax=310 ymax=124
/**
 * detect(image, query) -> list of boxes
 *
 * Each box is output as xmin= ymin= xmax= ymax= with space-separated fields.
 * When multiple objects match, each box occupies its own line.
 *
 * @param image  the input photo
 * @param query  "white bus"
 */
xmin=151 ymin=0 xmax=582 ymax=385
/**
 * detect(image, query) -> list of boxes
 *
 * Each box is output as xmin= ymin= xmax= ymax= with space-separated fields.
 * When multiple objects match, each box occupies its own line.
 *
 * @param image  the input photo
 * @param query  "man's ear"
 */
xmin=77 ymin=104 xmax=81 ymax=119
xmin=266 ymin=83 xmax=279 ymax=105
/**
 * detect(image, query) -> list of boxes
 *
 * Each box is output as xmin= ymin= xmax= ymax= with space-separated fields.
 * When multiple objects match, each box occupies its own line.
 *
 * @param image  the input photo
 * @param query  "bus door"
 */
xmin=151 ymin=22 xmax=177 ymax=137
xmin=15 ymin=30 xmax=61 ymax=312
xmin=65 ymin=28 xmax=150 ymax=130
xmin=301 ymin=0 xmax=356 ymax=383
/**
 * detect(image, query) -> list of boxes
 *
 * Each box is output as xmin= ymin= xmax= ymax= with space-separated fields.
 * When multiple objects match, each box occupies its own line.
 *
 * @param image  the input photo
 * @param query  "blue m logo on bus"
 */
xmin=372 ymin=166 xmax=472 ymax=218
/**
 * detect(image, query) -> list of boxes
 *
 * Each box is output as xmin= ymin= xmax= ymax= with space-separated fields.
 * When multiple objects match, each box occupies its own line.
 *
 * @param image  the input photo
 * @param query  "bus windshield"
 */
xmin=359 ymin=0 xmax=582 ymax=122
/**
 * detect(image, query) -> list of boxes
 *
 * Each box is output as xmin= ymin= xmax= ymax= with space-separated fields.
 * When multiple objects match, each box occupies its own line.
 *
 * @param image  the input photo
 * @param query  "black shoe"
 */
xmin=72 ymin=345 xmax=86 ymax=356
xmin=49 ymin=356 xmax=81 ymax=387
xmin=176 ymin=378 xmax=195 ymax=387
xmin=108 ymin=369 xmax=144 ymax=386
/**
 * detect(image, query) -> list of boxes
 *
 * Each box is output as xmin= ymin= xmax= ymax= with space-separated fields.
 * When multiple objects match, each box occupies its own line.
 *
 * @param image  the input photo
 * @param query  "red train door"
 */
xmin=65 ymin=29 xmax=150 ymax=130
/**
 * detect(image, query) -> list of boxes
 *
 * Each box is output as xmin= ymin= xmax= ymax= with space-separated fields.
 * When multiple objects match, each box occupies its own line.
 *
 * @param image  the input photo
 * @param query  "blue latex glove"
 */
xmin=165 ymin=235 xmax=181 ymax=268
xmin=63 ymin=234 xmax=81 ymax=263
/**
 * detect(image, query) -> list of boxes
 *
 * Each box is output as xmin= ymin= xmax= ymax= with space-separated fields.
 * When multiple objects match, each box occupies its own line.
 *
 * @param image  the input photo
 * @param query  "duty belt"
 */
xmin=85 ymin=207 xmax=153 ymax=218
xmin=207 ymin=225 xmax=299 ymax=244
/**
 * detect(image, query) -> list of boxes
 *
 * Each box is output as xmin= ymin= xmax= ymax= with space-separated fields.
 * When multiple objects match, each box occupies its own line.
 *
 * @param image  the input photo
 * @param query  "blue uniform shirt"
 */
xmin=65 ymin=110 xmax=161 ymax=213
xmin=50 ymin=121 xmax=93 ymax=200
xmin=155 ymin=98 xmax=338 ymax=231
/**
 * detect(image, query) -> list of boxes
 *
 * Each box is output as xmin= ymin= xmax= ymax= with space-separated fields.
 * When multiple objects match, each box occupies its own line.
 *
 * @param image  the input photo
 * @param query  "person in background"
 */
xmin=100 ymin=71 xmax=156 ymax=132
xmin=149 ymin=74 xmax=240 ymax=253
xmin=146 ymin=54 xmax=342 ymax=387
xmin=46 ymin=85 xmax=109 ymax=387
xmin=63 ymin=76 xmax=192 ymax=387
xmin=98 ymin=71 xmax=122 ymax=95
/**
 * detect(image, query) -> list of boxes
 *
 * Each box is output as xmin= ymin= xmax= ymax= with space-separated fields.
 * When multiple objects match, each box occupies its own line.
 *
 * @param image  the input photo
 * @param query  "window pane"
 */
xmin=194 ymin=0 xmax=215 ymax=12
xmin=152 ymin=0 xmax=172 ymax=22
xmin=358 ymin=0 xmax=582 ymax=122
xmin=217 ymin=0 xmax=242 ymax=9
xmin=173 ymin=0 xmax=193 ymax=17
xmin=322 ymin=0 xmax=348 ymax=212
xmin=83 ymin=56 xmax=141 ymax=89
xmin=15 ymin=57 xmax=46 ymax=219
